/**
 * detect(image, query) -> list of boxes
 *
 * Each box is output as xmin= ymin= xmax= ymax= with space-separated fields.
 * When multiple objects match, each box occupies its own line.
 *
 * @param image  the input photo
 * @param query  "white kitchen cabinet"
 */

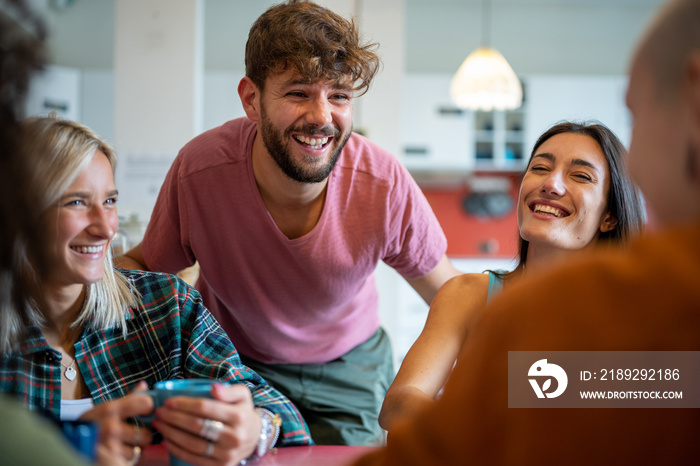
xmin=399 ymin=73 xmax=630 ymax=175
xmin=400 ymin=73 xmax=474 ymax=171
xmin=25 ymin=65 xmax=81 ymax=121
xmin=524 ymin=75 xmax=631 ymax=151
xmin=400 ymin=73 xmax=528 ymax=173
xmin=473 ymin=108 xmax=527 ymax=170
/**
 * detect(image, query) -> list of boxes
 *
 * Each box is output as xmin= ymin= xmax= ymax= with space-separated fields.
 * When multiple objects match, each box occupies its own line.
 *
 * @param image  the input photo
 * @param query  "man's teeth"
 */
xmin=71 ymin=245 xmax=103 ymax=254
xmin=532 ymin=204 xmax=565 ymax=217
xmin=296 ymin=135 xmax=329 ymax=149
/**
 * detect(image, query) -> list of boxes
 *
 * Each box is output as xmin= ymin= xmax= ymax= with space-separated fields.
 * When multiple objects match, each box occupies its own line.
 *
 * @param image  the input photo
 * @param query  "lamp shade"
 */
xmin=450 ymin=47 xmax=523 ymax=111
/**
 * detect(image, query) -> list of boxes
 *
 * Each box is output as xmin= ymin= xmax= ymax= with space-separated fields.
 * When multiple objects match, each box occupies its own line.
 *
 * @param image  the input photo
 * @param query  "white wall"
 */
xmin=81 ymin=69 xmax=114 ymax=142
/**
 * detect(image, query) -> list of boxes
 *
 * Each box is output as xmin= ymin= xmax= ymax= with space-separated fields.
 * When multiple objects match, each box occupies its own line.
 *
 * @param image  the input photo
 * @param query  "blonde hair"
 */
xmin=0 ymin=115 xmax=140 ymax=353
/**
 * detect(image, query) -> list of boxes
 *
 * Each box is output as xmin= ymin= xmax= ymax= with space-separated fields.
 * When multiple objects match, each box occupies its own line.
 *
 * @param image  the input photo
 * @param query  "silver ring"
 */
xmin=131 ymin=445 xmax=142 ymax=465
xmin=204 ymin=441 xmax=215 ymax=458
xmin=200 ymin=418 xmax=224 ymax=442
xmin=133 ymin=423 xmax=142 ymax=445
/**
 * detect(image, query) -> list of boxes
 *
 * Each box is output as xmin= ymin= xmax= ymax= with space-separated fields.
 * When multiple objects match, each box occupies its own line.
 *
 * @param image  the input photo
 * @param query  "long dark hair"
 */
xmin=494 ymin=121 xmax=645 ymax=281
xmin=0 ymin=0 xmax=46 ymax=352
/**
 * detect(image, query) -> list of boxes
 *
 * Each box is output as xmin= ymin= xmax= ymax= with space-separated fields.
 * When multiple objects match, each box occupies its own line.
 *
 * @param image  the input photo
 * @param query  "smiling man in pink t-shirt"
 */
xmin=117 ymin=0 xmax=460 ymax=446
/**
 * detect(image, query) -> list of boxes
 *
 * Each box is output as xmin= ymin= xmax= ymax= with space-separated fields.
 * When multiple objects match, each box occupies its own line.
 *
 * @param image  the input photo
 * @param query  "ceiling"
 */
xmin=32 ymin=0 xmax=667 ymax=75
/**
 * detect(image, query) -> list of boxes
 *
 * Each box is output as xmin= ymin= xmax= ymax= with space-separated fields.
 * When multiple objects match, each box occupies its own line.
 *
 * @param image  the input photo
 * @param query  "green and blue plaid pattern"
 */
xmin=0 ymin=268 xmax=312 ymax=446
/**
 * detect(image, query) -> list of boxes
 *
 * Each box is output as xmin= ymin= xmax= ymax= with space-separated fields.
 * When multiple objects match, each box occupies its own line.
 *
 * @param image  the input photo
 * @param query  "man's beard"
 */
xmin=259 ymin=105 xmax=351 ymax=184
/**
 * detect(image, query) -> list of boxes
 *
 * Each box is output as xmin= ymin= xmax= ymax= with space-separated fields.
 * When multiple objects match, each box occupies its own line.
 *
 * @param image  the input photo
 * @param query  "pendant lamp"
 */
xmin=450 ymin=0 xmax=522 ymax=111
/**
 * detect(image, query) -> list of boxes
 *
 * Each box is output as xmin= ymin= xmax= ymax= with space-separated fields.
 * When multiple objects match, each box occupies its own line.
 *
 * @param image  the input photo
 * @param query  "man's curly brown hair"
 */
xmin=245 ymin=0 xmax=380 ymax=96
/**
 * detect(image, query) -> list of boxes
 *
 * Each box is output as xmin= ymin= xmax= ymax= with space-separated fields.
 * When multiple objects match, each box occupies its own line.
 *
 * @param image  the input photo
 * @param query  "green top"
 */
xmin=487 ymin=270 xmax=505 ymax=303
xmin=0 ymin=394 xmax=88 ymax=466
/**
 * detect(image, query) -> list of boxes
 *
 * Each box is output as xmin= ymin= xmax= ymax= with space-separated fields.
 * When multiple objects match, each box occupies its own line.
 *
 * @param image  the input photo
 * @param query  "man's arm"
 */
xmin=114 ymin=243 xmax=199 ymax=285
xmin=113 ymin=243 xmax=150 ymax=270
xmin=405 ymin=255 xmax=461 ymax=305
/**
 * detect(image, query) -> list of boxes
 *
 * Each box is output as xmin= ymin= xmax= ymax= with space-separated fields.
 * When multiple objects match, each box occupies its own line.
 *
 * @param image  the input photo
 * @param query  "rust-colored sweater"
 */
xmin=357 ymin=221 xmax=700 ymax=465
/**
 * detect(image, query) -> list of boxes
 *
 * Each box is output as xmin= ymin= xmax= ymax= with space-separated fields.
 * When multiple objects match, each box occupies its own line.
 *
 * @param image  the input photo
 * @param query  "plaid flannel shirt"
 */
xmin=0 ymin=268 xmax=312 ymax=447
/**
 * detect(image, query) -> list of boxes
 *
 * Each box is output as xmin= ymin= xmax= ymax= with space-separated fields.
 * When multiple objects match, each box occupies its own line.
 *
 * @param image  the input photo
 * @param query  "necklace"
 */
xmin=60 ymin=357 xmax=77 ymax=381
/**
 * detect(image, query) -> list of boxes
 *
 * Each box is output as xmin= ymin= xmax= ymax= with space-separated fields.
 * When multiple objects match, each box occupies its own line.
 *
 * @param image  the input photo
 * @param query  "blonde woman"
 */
xmin=0 ymin=115 xmax=311 ymax=465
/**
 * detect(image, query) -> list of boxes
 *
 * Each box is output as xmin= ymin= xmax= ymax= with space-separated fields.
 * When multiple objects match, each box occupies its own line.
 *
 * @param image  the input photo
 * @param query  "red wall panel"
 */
xmin=422 ymin=177 xmax=521 ymax=258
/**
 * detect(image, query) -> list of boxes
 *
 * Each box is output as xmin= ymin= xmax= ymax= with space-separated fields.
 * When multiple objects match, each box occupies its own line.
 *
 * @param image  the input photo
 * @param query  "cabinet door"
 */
xmin=400 ymin=74 xmax=473 ymax=171
xmin=25 ymin=65 xmax=81 ymax=121
xmin=473 ymin=108 xmax=528 ymax=171
xmin=525 ymin=75 xmax=630 ymax=151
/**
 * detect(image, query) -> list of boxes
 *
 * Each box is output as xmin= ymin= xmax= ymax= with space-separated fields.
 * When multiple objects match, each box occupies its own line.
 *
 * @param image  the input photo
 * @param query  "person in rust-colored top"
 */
xmin=356 ymin=0 xmax=700 ymax=463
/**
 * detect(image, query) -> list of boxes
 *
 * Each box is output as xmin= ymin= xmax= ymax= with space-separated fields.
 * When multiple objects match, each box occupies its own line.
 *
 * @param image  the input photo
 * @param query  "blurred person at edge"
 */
xmin=116 ymin=0 xmax=461 ymax=446
xmin=356 ymin=0 xmax=700 ymax=464
xmin=379 ymin=121 xmax=645 ymax=432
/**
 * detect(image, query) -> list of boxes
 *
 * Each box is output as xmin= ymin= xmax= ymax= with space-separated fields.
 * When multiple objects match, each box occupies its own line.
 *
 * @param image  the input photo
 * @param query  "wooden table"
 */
xmin=140 ymin=444 xmax=377 ymax=466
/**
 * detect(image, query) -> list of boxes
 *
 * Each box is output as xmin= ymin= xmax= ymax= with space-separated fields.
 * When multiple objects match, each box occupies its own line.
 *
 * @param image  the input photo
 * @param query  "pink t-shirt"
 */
xmin=141 ymin=118 xmax=446 ymax=364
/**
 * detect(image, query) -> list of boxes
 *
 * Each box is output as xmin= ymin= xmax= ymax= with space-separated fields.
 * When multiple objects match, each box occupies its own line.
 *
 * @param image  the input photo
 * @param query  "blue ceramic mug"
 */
xmin=142 ymin=379 xmax=222 ymax=466
xmin=60 ymin=420 xmax=99 ymax=462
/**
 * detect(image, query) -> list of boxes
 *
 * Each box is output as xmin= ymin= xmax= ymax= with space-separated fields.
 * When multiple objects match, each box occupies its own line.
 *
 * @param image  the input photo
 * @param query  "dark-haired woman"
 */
xmin=379 ymin=121 xmax=645 ymax=431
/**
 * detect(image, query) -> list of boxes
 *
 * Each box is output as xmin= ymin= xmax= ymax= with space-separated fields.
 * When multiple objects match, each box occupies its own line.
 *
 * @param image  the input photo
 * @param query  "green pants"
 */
xmin=240 ymin=328 xmax=394 ymax=446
